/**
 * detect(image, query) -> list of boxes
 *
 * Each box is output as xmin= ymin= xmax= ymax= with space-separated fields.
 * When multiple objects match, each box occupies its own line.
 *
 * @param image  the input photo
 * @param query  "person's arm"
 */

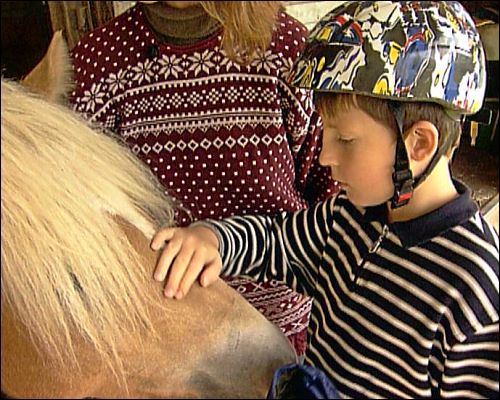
xmin=69 ymin=32 xmax=120 ymax=131
xmin=432 ymin=322 xmax=499 ymax=398
xmin=275 ymin=17 xmax=337 ymax=205
xmin=152 ymin=198 xmax=336 ymax=299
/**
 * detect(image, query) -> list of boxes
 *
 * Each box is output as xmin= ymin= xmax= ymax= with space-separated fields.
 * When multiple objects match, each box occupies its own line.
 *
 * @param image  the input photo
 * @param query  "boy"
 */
xmin=151 ymin=2 xmax=499 ymax=398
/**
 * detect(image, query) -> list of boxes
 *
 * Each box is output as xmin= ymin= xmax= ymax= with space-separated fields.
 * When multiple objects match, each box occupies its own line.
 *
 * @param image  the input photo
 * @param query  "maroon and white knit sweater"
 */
xmin=70 ymin=5 xmax=337 ymax=226
xmin=70 ymin=4 xmax=338 ymax=357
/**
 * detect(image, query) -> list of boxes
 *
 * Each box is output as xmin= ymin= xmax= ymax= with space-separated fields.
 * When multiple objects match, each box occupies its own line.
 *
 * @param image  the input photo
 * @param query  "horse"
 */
xmin=0 ymin=36 xmax=296 ymax=398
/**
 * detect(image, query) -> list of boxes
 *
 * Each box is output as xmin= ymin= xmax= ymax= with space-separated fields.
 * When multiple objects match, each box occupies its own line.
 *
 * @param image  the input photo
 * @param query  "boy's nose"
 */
xmin=319 ymin=141 xmax=337 ymax=167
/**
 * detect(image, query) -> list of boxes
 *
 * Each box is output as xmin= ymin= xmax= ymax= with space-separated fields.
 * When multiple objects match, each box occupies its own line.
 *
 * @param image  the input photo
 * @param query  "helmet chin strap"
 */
xmin=389 ymin=102 xmax=414 ymax=209
xmin=388 ymin=102 xmax=457 ymax=209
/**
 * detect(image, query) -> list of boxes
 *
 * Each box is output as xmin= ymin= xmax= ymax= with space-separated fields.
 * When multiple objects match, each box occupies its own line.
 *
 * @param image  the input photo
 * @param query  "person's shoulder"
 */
xmin=461 ymin=209 xmax=499 ymax=249
xmin=268 ymin=10 xmax=309 ymax=72
xmin=70 ymin=4 xmax=152 ymax=87
xmin=447 ymin=210 xmax=498 ymax=292
xmin=272 ymin=10 xmax=309 ymax=53
xmin=449 ymin=236 xmax=498 ymax=333
xmin=71 ymin=4 xmax=143 ymax=56
xmin=275 ymin=10 xmax=309 ymax=38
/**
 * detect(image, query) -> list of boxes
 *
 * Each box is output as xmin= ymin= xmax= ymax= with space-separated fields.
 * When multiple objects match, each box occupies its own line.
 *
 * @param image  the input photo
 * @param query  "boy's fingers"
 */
xmin=153 ymin=237 xmax=182 ymax=283
xmin=150 ymin=227 xmax=177 ymax=250
xmin=200 ymin=258 xmax=222 ymax=287
xmin=164 ymin=246 xmax=195 ymax=298
xmin=177 ymin=249 xmax=207 ymax=299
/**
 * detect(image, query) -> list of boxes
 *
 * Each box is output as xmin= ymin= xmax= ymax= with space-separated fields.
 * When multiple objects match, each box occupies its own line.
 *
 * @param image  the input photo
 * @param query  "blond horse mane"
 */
xmin=1 ymin=79 xmax=176 ymax=381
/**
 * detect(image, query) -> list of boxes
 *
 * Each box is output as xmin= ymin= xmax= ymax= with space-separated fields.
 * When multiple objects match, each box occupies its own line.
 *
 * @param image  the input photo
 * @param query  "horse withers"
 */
xmin=0 ymin=45 xmax=296 ymax=397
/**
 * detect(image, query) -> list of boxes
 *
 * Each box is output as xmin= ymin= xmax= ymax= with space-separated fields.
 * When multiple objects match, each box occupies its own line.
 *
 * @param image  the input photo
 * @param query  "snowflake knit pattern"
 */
xmin=71 ymin=5 xmax=336 ymax=224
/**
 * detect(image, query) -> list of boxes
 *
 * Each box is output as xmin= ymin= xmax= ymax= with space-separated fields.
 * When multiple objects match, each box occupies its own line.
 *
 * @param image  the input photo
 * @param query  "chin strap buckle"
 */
xmin=391 ymin=169 xmax=414 ymax=209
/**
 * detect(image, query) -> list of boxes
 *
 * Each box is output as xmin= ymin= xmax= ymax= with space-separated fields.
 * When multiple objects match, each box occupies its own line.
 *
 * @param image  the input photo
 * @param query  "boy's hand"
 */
xmin=150 ymin=225 xmax=222 ymax=299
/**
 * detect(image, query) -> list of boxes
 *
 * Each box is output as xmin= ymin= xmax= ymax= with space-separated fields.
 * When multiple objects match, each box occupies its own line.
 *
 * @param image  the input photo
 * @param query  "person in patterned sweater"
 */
xmin=150 ymin=2 xmax=499 ymax=398
xmin=70 ymin=1 xmax=338 ymax=358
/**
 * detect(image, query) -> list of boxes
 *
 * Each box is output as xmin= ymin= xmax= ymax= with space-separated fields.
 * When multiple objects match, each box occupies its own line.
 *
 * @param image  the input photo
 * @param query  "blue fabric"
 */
xmin=267 ymin=364 xmax=340 ymax=399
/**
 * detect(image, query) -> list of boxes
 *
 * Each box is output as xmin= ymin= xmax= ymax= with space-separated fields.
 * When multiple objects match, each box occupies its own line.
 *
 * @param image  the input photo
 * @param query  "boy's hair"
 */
xmin=315 ymin=92 xmax=461 ymax=157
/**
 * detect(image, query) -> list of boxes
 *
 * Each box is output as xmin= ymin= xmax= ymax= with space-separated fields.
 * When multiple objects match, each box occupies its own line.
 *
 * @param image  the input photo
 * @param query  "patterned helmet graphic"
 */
xmin=288 ymin=1 xmax=486 ymax=115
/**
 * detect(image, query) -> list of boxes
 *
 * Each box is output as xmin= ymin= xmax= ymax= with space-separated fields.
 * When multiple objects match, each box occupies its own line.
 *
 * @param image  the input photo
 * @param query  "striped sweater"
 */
xmin=204 ymin=180 xmax=499 ymax=398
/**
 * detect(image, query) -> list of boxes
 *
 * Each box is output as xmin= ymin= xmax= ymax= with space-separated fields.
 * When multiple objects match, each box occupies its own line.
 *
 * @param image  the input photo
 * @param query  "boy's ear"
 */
xmin=405 ymin=121 xmax=439 ymax=162
xmin=21 ymin=30 xmax=74 ymax=104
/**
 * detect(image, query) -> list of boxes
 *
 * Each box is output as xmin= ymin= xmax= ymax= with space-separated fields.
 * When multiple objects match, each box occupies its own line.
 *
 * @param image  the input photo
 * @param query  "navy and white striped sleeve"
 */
xmin=202 ymin=197 xmax=336 ymax=296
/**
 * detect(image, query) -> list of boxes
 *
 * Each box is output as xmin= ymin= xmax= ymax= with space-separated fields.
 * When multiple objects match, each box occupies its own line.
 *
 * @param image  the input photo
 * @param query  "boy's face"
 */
xmin=319 ymin=107 xmax=397 ymax=207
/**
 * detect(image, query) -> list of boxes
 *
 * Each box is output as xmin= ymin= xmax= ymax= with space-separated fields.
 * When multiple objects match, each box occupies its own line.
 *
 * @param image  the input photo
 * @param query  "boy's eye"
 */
xmin=338 ymin=137 xmax=355 ymax=144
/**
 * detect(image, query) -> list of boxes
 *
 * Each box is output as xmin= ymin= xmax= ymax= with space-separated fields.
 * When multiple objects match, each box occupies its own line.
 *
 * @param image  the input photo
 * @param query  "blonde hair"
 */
xmin=315 ymin=92 xmax=461 ymax=156
xmin=1 ymin=80 xmax=175 ymax=380
xmin=201 ymin=1 xmax=283 ymax=65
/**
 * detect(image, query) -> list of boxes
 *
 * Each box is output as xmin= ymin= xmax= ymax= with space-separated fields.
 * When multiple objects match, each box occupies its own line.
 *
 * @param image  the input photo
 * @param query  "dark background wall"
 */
xmin=1 ymin=1 xmax=52 ymax=79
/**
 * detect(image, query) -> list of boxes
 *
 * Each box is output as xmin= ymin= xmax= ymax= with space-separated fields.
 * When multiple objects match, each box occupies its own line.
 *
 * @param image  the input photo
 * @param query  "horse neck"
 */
xmin=86 ymin=219 xmax=296 ymax=398
xmin=0 ymin=219 xmax=159 ymax=398
xmin=1 ymin=219 xmax=296 ymax=398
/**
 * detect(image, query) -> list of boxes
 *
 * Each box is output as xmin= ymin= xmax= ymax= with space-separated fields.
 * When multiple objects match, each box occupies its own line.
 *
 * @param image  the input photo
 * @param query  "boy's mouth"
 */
xmin=333 ymin=178 xmax=347 ymax=188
